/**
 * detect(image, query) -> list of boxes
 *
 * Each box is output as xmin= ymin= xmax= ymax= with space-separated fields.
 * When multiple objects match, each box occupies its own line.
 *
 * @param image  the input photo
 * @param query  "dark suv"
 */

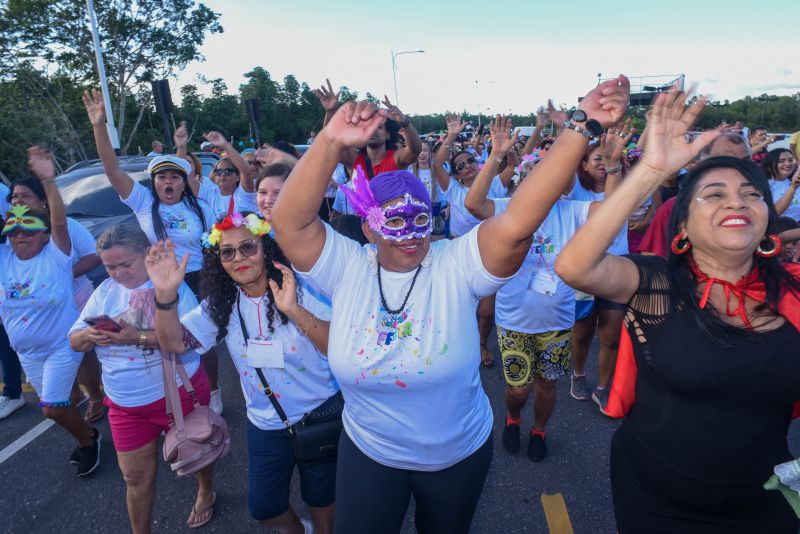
xmin=57 ymin=152 xmax=220 ymax=285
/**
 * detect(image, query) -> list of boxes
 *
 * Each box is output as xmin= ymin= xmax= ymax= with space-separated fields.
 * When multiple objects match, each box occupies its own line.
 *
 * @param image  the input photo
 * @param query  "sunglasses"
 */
xmin=455 ymin=157 xmax=476 ymax=172
xmin=215 ymin=168 xmax=238 ymax=176
xmin=218 ymin=238 xmax=260 ymax=263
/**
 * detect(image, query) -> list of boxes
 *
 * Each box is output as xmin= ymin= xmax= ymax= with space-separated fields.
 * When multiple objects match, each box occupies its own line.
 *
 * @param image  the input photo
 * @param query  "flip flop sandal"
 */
xmin=480 ymin=345 xmax=495 ymax=368
xmin=187 ymin=492 xmax=216 ymax=529
xmin=83 ymin=397 xmax=105 ymax=423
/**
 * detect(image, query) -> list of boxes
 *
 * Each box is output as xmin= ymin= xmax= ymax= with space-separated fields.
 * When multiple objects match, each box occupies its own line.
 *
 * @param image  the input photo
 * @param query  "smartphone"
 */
xmin=85 ymin=315 xmax=122 ymax=333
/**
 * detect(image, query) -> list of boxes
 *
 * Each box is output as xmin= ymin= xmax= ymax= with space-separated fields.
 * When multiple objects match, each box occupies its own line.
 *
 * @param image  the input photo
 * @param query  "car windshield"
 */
xmin=59 ymin=167 xmax=150 ymax=218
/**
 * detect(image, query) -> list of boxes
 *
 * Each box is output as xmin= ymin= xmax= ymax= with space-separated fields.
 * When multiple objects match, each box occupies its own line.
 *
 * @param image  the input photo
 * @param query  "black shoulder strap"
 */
xmin=236 ymin=294 xmax=292 ymax=429
xmin=363 ymin=153 xmax=375 ymax=180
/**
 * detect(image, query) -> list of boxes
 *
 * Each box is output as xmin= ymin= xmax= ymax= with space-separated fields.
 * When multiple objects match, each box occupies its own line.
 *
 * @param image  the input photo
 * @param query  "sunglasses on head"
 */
xmin=215 ymin=168 xmax=238 ymax=176
xmin=218 ymin=238 xmax=260 ymax=262
xmin=455 ymin=157 xmax=476 ymax=172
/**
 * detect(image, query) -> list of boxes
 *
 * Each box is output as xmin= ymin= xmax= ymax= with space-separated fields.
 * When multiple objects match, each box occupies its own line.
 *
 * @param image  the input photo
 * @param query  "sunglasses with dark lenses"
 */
xmin=218 ymin=239 xmax=260 ymax=262
xmin=455 ymin=157 xmax=477 ymax=172
xmin=215 ymin=167 xmax=238 ymax=176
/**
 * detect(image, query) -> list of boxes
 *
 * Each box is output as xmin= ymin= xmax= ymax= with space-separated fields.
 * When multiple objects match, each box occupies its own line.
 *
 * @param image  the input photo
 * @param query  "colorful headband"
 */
xmin=2 ymin=205 xmax=48 ymax=235
xmin=201 ymin=212 xmax=272 ymax=248
xmin=340 ymin=166 xmax=386 ymax=232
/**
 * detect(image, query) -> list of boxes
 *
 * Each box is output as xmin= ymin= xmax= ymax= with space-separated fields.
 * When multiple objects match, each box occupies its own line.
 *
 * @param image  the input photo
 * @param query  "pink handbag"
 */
xmin=161 ymin=352 xmax=230 ymax=476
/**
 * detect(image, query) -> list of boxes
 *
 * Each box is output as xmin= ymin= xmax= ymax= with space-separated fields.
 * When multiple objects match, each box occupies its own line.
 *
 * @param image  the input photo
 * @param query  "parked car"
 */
xmin=57 ymin=152 xmax=219 ymax=286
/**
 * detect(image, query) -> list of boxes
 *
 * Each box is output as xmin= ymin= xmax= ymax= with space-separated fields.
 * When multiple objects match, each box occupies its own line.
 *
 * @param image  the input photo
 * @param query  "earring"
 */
xmin=755 ymin=234 xmax=782 ymax=258
xmin=670 ymin=230 xmax=691 ymax=255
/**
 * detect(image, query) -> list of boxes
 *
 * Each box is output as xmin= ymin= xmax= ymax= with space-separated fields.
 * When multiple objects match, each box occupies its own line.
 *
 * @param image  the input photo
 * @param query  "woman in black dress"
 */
xmin=557 ymin=88 xmax=800 ymax=533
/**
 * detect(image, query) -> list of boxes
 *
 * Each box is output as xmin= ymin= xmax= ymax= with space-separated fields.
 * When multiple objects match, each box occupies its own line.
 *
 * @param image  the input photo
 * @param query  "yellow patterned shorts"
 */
xmin=496 ymin=326 xmax=572 ymax=387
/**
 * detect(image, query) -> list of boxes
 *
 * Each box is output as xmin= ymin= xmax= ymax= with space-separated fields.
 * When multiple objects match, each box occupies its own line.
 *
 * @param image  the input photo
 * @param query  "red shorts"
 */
xmin=105 ymin=366 xmax=211 ymax=453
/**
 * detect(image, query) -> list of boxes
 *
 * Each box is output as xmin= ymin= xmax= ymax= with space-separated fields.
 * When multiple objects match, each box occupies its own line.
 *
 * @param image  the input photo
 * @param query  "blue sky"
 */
xmin=180 ymin=0 xmax=800 ymax=116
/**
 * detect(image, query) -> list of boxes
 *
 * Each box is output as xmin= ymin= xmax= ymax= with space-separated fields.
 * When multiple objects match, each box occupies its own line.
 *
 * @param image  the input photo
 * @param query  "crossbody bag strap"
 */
xmin=363 ymin=153 xmax=375 ymax=180
xmin=162 ymin=352 xmax=186 ymax=433
xmin=236 ymin=293 xmax=293 ymax=431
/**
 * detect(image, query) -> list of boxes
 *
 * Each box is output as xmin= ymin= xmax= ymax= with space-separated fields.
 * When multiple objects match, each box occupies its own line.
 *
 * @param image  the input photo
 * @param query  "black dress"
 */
xmin=611 ymin=255 xmax=800 ymax=533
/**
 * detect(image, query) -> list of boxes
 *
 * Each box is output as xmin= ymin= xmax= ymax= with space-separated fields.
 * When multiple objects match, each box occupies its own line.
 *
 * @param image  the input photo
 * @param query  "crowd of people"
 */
xmin=1 ymin=71 xmax=800 ymax=534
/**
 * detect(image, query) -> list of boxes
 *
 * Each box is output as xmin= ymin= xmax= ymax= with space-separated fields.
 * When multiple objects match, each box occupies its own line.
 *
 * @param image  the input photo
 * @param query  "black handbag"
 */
xmin=237 ymin=296 xmax=343 ymax=465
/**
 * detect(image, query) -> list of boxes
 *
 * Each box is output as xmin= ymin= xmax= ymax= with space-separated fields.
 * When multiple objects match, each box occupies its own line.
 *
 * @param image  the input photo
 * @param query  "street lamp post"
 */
xmin=391 ymin=49 xmax=424 ymax=106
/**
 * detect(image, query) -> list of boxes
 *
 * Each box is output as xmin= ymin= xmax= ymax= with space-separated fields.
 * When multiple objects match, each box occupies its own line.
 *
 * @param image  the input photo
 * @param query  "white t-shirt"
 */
xmin=0 ymin=239 xmax=78 ymax=359
xmin=411 ymin=168 xmax=446 ymax=204
xmin=493 ymin=198 xmax=591 ymax=333
xmin=67 ymin=218 xmax=97 ymax=304
xmin=770 ymin=179 xmax=800 ymax=221
xmin=441 ymin=177 xmax=507 ymax=237
xmin=69 ymin=279 xmax=200 ymax=407
xmin=332 ymin=182 xmax=357 ymax=216
xmin=197 ymin=180 xmax=257 ymax=219
xmin=121 ymin=181 xmax=217 ymax=272
xmin=181 ymin=288 xmax=338 ymax=431
xmin=565 ymin=179 xmax=629 ymax=256
xmin=297 ymin=223 xmax=512 ymax=471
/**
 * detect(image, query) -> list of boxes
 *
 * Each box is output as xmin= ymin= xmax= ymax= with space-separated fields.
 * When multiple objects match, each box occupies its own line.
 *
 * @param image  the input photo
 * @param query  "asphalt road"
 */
xmin=3 ymin=337 xmax=800 ymax=534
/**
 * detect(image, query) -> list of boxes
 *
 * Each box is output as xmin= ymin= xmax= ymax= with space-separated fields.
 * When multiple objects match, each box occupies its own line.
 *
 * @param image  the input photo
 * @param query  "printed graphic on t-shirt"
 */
xmin=164 ymin=214 xmax=189 ymax=231
xmin=377 ymin=308 xmax=414 ymax=346
xmin=532 ymin=234 xmax=555 ymax=255
xmin=5 ymin=280 xmax=32 ymax=300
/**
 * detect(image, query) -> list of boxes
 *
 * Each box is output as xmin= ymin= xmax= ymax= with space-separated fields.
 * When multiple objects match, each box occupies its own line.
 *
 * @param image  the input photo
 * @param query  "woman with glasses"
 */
xmin=146 ymin=212 xmax=338 ymax=534
xmin=432 ymin=116 xmax=512 ymax=367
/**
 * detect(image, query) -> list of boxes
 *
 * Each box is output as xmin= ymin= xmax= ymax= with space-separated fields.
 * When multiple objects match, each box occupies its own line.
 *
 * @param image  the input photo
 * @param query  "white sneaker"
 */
xmin=0 ymin=395 xmax=26 ymax=420
xmin=209 ymin=389 xmax=223 ymax=415
xmin=300 ymin=518 xmax=314 ymax=534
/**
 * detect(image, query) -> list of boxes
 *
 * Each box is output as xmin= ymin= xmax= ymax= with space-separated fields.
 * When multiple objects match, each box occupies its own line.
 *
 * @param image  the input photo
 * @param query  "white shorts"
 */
xmin=20 ymin=347 xmax=82 ymax=407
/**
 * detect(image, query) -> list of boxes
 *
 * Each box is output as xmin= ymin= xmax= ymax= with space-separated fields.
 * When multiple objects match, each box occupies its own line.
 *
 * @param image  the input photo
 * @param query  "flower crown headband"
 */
xmin=201 ymin=211 xmax=272 ymax=248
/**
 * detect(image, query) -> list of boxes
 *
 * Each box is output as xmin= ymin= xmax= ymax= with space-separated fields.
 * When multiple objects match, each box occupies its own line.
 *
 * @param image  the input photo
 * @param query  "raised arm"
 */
xmin=28 ymin=146 xmax=71 ymax=255
xmin=547 ymin=99 xmax=569 ymax=136
xmin=599 ymin=117 xmax=634 ymax=198
xmin=313 ymin=78 xmax=340 ymax=129
xmin=555 ymin=87 xmax=720 ymax=303
xmin=477 ymin=76 xmax=631 ymax=278
xmin=381 ymin=96 xmax=422 ymax=168
xmin=774 ymin=167 xmax=800 ymax=215
xmin=172 ymin=121 xmax=201 ymax=197
xmin=432 ymin=114 xmax=466 ymax=191
xmin=520 ymin=106 xmax=547 ymax=157
xmin=269 ymin=262 xmax=329 ymax=354
xmin=82 ymin=89 xmax=134 ymax=199
xmin=272 ymin=101 xmax=387 ymax=272
xmin=204 ymin=131 xmax=253 ymax=192
xmin=146 ymin=240 xmax=191 ymax=354
xmin=464 ymin=117 xmax=518 ymax=220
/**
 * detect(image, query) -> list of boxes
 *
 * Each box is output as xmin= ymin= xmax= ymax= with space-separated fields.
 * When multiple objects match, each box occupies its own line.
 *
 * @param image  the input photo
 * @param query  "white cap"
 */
xmin=146 ymin=155 xmax=192 ymax=176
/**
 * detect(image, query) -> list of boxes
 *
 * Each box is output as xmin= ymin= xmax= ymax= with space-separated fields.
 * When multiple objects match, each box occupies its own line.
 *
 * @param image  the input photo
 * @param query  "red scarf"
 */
xmin=606 ymin=262 xmax=800 ymax=418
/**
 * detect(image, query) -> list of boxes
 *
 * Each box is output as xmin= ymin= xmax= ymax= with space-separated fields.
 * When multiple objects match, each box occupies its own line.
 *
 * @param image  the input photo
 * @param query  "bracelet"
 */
xmin=562 ymin=121 xmax=595 ymax=140
xmin=154 ymin=295 xmax=179 ymax=310
xmin=40 ymin=179 xmax=56 ymax=185
xmin=606 ymin=165 xmax=623 ymax=174
xmin=399 ymin=117 xmax=411 ymax=128
xmin=137 ymin=331 xmax=148 ymax=349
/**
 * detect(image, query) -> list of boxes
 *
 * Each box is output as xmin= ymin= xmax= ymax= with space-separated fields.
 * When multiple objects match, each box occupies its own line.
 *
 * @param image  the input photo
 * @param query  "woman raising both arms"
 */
xmin=556 ymin=88 xmax=800 ymax=533
xmin=270 ymin=76 xmax=629 ymax=533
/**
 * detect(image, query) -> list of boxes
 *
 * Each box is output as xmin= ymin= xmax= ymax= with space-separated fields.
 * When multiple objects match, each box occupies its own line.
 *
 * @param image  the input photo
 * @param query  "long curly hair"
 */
xmin=200 ymin=213 xmax=295 ymax=344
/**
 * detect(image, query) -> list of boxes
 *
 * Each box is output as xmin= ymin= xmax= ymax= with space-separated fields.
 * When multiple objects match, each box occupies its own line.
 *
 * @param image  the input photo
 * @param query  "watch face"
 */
xmin=570 ymin=109 xmax=587 ymax=122
xmin=585 ymin=119 xmax=604 ymax=136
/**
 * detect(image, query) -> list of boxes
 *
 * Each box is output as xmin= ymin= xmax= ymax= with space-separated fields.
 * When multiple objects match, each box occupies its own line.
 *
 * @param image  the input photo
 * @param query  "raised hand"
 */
xmin=174 ymin=121 xmax=189 ymax=148
xmin=203 ymin=130 xmax=229 ymax=149
xmin=488 ymin=115 xmax=519 ymax=156
xmin=444 ymin=113 xmax=467 ymax=139
xmin=547 ymin=99 xmax=569 ymax=126
xmin=600 ymin=117 xmax=634 ymax=162
xmin=325 ymin=101 xmax=387 ymax=149
xmin=82 ymin=89 xmax=107 ymax=126
xmin=144 ymin=240 xmax=189 ymax=296
xmin=536 ymin=106 xmax=548 ymax=128
xmin=577 ymin=75 xmax=631 ymax=128
xmin=381 ymin=95 xmax=407 ymax=124
xmin=313 ymin=78 xmax=340 ymax=112
xmin=637 ymin=87 xmax=719 ymax=179
xmin=27 ymin=146 xmax=56 ymax=180
xmin=269 ymin=261 xmax=300 ymax=316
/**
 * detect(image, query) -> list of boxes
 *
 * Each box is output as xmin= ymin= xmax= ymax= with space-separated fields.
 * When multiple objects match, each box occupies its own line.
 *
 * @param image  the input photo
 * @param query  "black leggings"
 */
xmin=334 ymin=431 xmax=493 ymax=534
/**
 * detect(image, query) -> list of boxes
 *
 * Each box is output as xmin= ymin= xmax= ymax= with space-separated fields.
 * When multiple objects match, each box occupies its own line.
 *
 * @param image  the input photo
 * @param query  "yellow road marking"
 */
xmin=541 ymin=492 xmax=574 ymax=534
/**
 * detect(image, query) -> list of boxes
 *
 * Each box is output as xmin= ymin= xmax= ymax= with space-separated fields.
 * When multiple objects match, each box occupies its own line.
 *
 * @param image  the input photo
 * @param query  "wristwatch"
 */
xmin=154 ymin=294 xmax=179 ymax=310
xmin=569 ymin=109 xmax=588 ymax=123
xmin=137 ymin=331 xmax=148 ymax=350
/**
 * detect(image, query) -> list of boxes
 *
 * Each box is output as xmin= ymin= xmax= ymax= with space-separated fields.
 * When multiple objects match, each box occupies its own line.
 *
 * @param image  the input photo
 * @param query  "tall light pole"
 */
xmin=86 ymin=0 xmax=120 ymax=150
xmin=391 ymin=49 xmax=424 ymax=106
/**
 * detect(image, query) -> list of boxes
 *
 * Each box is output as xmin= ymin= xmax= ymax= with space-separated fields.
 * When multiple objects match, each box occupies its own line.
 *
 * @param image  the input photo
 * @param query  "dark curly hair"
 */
xmin=200 ymin=212 xmax=296 ymax=344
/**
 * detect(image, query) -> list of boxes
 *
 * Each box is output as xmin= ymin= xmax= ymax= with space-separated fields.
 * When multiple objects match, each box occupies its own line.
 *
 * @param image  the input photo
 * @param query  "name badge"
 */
xmin=528 ymin=270 xmax=557 ymax=296
xmin=246 ymin=338 xmax=285 ymax=369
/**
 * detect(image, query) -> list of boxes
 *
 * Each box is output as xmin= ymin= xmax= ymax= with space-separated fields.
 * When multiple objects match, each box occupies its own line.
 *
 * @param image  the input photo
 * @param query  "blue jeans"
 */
xmin=0 ymin=324 xmax=21 ymax=399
